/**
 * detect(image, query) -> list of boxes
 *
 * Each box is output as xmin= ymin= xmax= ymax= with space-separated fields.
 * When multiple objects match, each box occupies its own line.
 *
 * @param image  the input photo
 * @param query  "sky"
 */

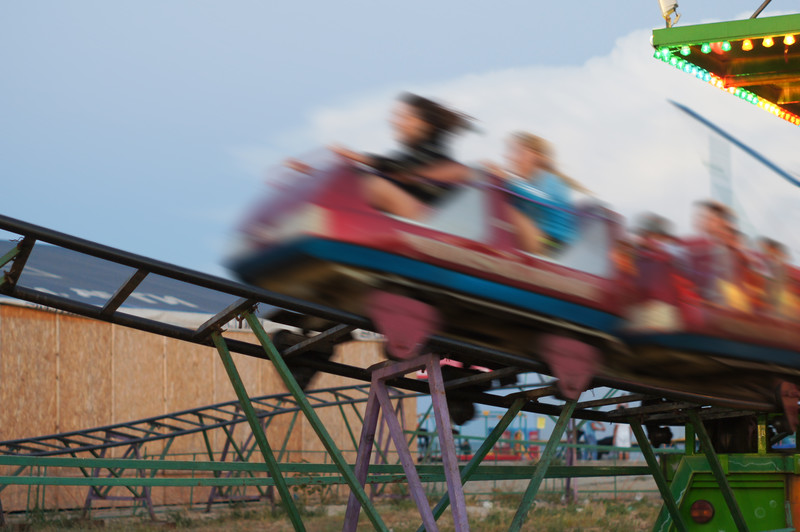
xmin=3 ymin=1 xmax=800 ymax=447
xmin=3 ymin=1 xmax=800 ymax=279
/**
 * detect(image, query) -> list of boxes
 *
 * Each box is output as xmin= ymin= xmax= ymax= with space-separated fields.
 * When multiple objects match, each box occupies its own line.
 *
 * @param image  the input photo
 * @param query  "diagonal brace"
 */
xmin=211 ymin=332 xmax=306 ymax=532
xmin=243 ymin=311 xmax=389 ymax=532
xmin=509 ymin=399 xmax=577 ymax=532
xmin=688 ymin=409 xmax=749 ymax=532
xmin=0 ymin=237 xmax=36 ymax=290
xmin=630 ymin=420 xmax=688 ymax=532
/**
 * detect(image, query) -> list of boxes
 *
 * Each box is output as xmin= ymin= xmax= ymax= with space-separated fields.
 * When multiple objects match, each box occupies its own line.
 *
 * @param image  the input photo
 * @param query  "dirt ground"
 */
xmin=5 ymin=499 xmax=661 ymax=532
xmin=3 ymin=471 xmax=662 ymax=532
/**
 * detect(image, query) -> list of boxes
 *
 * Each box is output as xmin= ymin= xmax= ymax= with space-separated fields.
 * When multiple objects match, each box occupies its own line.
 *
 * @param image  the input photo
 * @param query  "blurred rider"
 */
xmin=331 ymin=93 xmax=473 ymax=220
xmin=485 ymin=132 xmax=579 ymax=255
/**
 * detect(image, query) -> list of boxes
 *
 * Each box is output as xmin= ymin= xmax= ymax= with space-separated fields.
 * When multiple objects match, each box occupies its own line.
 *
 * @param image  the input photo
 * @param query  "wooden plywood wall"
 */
xmin=0 ymin=305 xmax=417 ymax=512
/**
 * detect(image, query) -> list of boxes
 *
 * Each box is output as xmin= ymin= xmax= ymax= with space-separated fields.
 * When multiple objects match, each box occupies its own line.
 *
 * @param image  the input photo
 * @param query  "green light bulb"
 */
xmin=701 ymin=43 xmax=711 ymax=54
xmin=721 ymin=41 xmax=732 ymax=52
xmin=680 ymin=45 xmax=691 ymax=56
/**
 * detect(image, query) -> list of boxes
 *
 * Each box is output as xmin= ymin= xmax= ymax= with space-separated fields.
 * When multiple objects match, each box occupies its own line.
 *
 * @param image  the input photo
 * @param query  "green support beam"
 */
xmin=0 ymin=245 xmax=22 ymax=270
xmin=630 ymin=420 xmax=688 ymax=532
xmin=0 ymin=237 xmax=35 ymax=290
xmin=688 ymin=409 xmax=749 ymax=532
xmin=0 ymin=454 xmax=654 ymax=479
xmin=242 ymin=311 xmax=389 ymax=532
xmin=0 ymin=475 xmax=419 ymax=487
xmin=509 ymin=400 xmax=577 ymax=532
xmin=211 ymin=332 xmax=305 ymax=532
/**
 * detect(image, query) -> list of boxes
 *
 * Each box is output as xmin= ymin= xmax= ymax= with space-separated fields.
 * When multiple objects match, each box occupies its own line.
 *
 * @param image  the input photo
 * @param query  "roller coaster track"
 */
xmin=0 ymin=214 xmax=779 ymax=415
xmin=0 ymin=383 xmax=418 ymax=519
xmin=0 ymin=384 xmax=418 ymax=457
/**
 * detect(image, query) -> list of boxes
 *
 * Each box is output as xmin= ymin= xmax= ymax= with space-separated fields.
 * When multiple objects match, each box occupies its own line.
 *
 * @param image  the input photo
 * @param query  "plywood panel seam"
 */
xmin=55 ymin=314 xmax=61 ymax=433
xmin=0 ymin=307 xmax=3 ymax=427
xmin=111 ymin=324 xmax=116 ymax=425
xmin=162 ymin=336 xmax=167 ymax=417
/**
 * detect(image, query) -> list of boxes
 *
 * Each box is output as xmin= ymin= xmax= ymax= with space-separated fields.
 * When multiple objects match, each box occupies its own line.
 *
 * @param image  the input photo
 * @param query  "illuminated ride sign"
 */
xmin=652 ymin=13 xmax=800 ymax=126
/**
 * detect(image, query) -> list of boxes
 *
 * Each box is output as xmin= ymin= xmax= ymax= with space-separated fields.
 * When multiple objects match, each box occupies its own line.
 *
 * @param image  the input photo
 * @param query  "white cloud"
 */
xmin=241 ymin=28 xmax=800 ymax=255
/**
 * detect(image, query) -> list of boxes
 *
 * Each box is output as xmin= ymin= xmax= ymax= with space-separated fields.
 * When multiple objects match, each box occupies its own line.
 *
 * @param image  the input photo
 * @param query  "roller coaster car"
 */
xmin=228 ymin=152 xmax=627 ymax=398
xmin=617 ymin=237 xmax=800 ymax=419
xmin=228 ymin=153 xmax=800 ymax=415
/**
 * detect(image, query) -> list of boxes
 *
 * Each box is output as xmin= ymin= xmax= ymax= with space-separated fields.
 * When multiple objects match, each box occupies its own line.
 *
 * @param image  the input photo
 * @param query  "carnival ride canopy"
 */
xmin=653 ymin=13 xmax=800 ymax=127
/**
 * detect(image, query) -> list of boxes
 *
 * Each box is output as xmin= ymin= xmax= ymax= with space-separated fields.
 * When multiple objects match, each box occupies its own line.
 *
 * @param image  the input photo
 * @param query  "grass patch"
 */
xmin=6 ymin=495 xmax=660 ymax=531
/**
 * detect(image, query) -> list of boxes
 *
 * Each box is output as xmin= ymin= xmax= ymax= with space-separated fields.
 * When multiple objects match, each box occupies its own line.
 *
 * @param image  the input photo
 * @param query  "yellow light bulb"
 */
xmin=763 ymin=36 xmax=774 ymax=47
xmin=785 ymin=34 xmax=796 ymax=46
xmin=742 ymin=39 xmax=753 ymax=51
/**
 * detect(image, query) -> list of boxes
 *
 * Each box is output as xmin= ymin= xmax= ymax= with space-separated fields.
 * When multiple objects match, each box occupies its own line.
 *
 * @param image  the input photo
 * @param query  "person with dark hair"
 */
xmin=686 ymin=200 xmax=737 ymax=304
xmin=330 ymin=93 xmax=473 ymax=219
xmin=626 ymin=212 xmax=693 ymax=325
xmin=694 ymin=199 xmax=734 ymax=242
xmin=758 ymin=237 xmax=791 ymax=312
xmin=632 ymin=213 xmax=690 ymax=270
xmin=634 ymin=213 xmax=678 ymax=251
xmin=719 ymin=225 xmax=771 ymax=313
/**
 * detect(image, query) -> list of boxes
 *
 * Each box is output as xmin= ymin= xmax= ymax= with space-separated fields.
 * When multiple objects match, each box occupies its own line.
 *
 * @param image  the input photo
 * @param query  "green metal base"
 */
xmin=649 ymin=410 xmax=797 ymax=532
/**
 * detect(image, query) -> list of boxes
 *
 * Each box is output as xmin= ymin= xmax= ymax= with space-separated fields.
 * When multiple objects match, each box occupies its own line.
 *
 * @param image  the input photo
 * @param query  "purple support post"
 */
xmin=83 ymin=438 xmax=156 ymax=520
xmin=425 ymin=356 xmax=470 ymax=532
xmin=82 ymin=446 xmax=107 ymax=517
xmin=372 ymin=390 xmax=406 ymax=500
xmin=135 ymin=444 xmax=157 ymax=520
xmin=344 ymin=354 xmax=471 ymax=532
xmin=369 ymin=389 xmax=405 ymax=500
xmin=370 ymin=405 xmax=388 ymax=500
xmin=343 ymin=384 xmax=382 ymax=531
xmin=375 ymin=377 xmax=439 ymax=531
xmin=394 ymin=389 xmax=407 ymax=441
xmin=206 ymin=418 xmax=265 ymax=510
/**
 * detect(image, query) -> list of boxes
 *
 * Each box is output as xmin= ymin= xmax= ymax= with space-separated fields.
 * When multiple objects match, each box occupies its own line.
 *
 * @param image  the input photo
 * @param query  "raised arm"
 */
xmin=329 ymin=144 xmax=372 ymax=166
xmin=413 ymin=160 xmax=471 ymax=184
